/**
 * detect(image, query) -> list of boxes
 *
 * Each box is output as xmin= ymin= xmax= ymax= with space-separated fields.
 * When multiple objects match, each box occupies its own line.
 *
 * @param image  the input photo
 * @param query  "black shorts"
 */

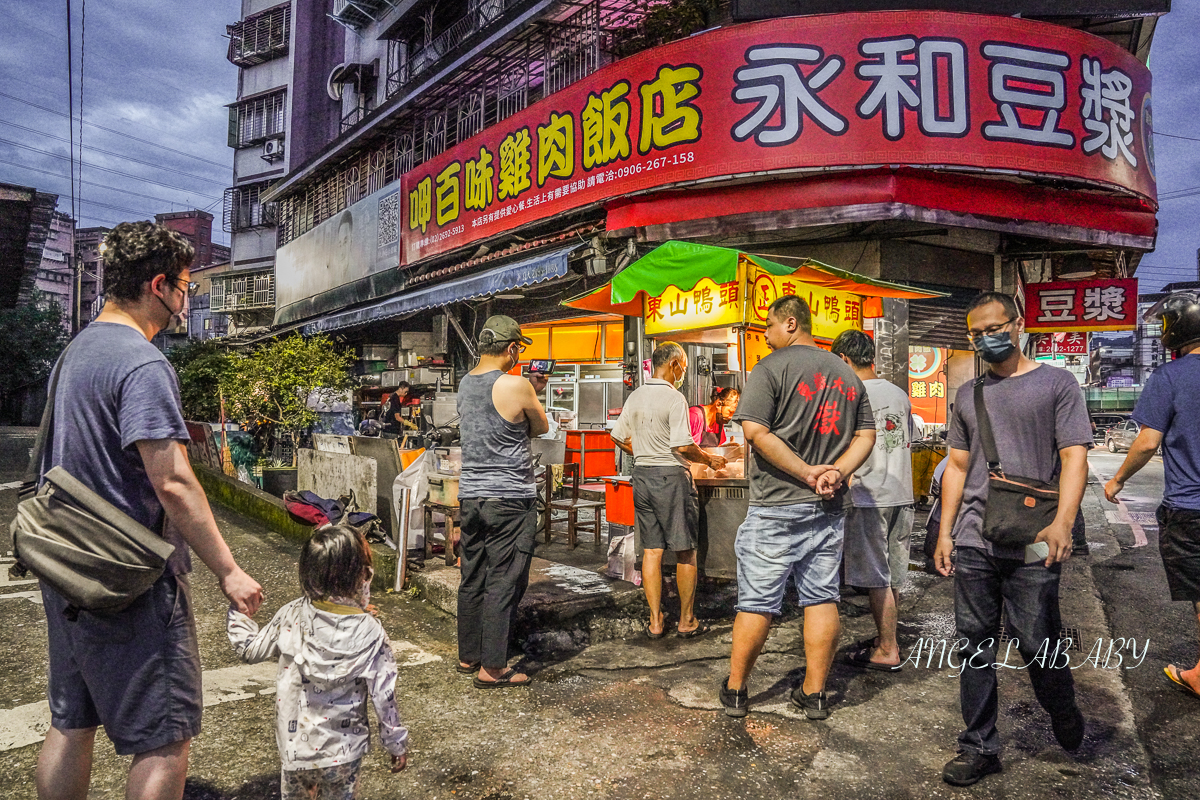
xmin=1156 ymin=504 xmax=1200 ymax=602
xmin=43 ymin=573 xmax=203 ymax=755
xmin=633 ymin=465 xmax=699 ymax=552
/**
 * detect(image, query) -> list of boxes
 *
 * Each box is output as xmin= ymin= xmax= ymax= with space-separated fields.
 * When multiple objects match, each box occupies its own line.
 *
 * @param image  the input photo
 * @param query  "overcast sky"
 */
xmin=1 ymin=2 xmax=1197 ymax=282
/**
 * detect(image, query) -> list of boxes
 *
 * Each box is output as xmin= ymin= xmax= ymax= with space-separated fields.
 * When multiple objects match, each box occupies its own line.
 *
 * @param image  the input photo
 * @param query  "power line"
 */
xmin=0 ymin=136 xmax=221 ymax=200
xmin=78 ymin=0 xmax=87 ymax=219
xmin=0 ymin=90 xmax=231 ymax=170
xmin=0 ymin=157 xmax=205 ymax=208
xmin=0 ymin=119 xmax=227 ymax=184
xmin=66 ymin=0 xmax=76 ymax=225
xmin=1153 ymin=131 xmax=1200 ymax=144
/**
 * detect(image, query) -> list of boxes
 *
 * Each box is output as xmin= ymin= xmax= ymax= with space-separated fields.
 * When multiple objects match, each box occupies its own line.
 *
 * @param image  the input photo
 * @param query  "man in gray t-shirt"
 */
xmin=934 ymin=292 xmax=1092 ymax=788
xmin=612 ymin=342 xmax=725 ymax=639
xmin=719 ymin=296 xmax=875 ymax=720
xmin=34 ymin=222 xmax=262 ymax=800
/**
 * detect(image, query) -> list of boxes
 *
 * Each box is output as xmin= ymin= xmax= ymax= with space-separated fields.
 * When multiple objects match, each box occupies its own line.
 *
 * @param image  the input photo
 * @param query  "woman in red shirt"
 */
xmin=688 ymin=387 xmax=740 ymax=447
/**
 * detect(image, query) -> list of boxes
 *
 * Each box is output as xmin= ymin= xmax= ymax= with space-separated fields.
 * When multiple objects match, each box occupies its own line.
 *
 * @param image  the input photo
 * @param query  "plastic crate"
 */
xmin=603 ymin=477 xmax=635 ymax=526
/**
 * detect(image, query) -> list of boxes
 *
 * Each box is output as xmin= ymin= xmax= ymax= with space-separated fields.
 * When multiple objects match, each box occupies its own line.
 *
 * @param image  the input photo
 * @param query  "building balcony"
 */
xmin=330 ymin=0 xmax=400 ymax=31
xmin=211 ymin=269 xmax=276 ymax=314
xmin=227 ymin=4 xmax=291 ymax=67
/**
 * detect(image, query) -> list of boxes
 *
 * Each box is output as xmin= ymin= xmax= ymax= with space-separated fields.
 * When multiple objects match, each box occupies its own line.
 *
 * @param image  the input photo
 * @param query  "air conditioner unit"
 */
xmin=262 ymin=138 xmax=285 ymax=161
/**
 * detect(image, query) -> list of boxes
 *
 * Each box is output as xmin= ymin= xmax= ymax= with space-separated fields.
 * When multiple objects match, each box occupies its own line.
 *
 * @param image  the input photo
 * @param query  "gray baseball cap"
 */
xmin=479 ymin=314 xmax=532 ymax=346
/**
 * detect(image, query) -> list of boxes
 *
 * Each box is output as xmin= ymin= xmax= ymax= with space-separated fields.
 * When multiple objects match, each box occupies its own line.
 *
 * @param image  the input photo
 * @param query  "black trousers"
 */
xmin=457 ymin=497 xmax=537 ymax=669
xmin=954 ymin=546 xmax=1077 ymax=755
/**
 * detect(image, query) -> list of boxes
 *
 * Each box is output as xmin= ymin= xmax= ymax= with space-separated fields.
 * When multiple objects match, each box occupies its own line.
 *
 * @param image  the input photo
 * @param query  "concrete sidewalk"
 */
xmin=398 ymin=479 xmax=1158 ymax=797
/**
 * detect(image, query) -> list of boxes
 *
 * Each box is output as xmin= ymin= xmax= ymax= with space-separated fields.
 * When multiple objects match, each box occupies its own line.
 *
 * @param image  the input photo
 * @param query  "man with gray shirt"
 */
xmin=934 ymin=292 xmax=1092 ymax=786
xmin=34 ymin=222 xmax=263 ymax=800
xmin=612 ymin=342 xmax=726 ymax=638
xmin=456 ymin=315 xmax=549 ymax=688
xmin=831 ymin=329 xmax=917 ymax=672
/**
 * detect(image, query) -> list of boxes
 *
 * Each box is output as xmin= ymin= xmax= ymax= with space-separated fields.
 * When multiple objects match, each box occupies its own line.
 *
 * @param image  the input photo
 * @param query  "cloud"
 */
xmin=0 ymin=0 xmax=239 ymax=242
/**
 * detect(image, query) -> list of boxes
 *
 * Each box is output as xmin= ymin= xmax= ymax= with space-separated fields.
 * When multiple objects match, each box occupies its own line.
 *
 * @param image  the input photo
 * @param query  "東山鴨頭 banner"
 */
xmin=401 ymin=11 xmax=1155 ymax=264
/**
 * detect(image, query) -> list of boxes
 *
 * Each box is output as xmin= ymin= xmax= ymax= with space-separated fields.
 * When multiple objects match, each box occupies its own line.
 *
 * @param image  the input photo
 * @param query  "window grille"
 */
xmin=223 ymin=183 xmax=278 ymax=232
xmin=227 ymin=4 xmax=291 ymax=67
xmin=210 ymin=280 xmax=225 ymax=311
xmin=235 ymin=90 xmax=287 ymax=147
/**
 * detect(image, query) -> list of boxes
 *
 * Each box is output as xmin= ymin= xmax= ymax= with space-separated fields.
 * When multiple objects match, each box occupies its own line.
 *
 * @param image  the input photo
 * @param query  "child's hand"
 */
xmin=391 ymin=753 xmax=407 ymax=773
xmin=366 ymin=603 xmax=380 ymax=618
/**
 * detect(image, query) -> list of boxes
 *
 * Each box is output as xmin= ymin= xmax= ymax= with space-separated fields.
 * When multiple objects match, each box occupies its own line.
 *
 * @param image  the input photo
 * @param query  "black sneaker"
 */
xmin=789 ymin=686 xmax=830 ymax=720
xmin=1051 ymin=705 xmax=1085 ymax=751
xmin=719 ymin=677 xmax=748 ymax=718
xmin=942 ymin=751 xmax=1002 ymax=786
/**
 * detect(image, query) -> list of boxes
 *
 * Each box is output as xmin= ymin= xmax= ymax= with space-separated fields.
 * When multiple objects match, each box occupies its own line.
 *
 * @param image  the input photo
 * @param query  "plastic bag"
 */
xmin=392 ymin=449 xmax=430 ymax=551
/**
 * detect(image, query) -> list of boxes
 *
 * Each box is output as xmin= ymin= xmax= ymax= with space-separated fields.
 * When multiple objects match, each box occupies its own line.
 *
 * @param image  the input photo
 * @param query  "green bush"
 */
xmin=220 ymin=334 xmax=353 ymax=463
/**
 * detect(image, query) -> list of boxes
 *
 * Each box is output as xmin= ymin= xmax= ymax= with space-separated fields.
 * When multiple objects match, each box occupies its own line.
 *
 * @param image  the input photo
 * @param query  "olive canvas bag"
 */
xmin=974 ymin=378 xmax=1060 ymax=549
xmin=8 ymin=345 xmax=175 ymax=617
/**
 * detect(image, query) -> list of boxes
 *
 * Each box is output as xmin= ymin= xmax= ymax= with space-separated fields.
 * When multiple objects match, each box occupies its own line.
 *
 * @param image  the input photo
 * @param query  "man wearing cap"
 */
xmin=456 ymin=315 xmax=549 ymax=688
xmin=1105 ymin=292 xmax=1200 ymax=703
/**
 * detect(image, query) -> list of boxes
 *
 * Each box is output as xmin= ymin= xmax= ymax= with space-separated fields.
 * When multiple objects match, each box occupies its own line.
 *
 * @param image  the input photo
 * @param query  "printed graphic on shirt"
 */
xmin=878 ymin=412 xmax=906 ymax=453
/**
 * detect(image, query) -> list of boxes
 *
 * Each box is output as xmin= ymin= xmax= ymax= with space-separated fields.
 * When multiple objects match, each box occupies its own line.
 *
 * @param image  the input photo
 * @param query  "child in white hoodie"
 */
xmin=228 ymin=525 xmax=409 ymax=799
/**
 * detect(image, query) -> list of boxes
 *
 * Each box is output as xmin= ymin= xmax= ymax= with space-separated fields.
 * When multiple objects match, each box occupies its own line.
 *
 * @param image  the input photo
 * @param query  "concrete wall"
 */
xmin=193 ymin=461 xmax=397 ymax=593
xmin=296 ymin=448 xmax=378 ymax=514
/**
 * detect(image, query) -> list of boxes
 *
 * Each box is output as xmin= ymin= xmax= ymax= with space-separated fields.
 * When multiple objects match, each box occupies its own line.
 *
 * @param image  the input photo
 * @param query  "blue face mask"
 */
xmin=975 ymin=331 xmax=1017 ymax=363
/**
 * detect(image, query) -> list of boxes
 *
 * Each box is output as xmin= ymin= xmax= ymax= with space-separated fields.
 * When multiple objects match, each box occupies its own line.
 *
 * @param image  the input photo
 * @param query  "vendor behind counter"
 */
xmin=688 ymin=387 xmax=740 ymax=447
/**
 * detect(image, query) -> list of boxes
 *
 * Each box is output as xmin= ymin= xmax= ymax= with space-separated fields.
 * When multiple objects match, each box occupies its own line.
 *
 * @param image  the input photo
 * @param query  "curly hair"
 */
xmin=101 ymin=221 xmax=194 ymax=301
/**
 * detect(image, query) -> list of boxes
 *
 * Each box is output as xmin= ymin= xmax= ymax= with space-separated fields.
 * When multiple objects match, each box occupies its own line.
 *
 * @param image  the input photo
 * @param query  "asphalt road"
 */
xmin=1086 ymin=449 xmax=1200 ymax=800
xmin=0 ymin=429 xmax=1193 ymax=799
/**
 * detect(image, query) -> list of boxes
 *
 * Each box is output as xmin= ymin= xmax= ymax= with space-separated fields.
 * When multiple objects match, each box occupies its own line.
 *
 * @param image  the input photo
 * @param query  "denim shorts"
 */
xmin=735 ymin=501 xmax=844 ymax=614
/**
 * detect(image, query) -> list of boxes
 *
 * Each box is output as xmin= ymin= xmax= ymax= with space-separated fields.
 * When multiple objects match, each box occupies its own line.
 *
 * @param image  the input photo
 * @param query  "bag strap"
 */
xmin=23 ymin=344 xmax=71 ymax=487
xmin=973 ymin=376 xmax=1004 ymax=473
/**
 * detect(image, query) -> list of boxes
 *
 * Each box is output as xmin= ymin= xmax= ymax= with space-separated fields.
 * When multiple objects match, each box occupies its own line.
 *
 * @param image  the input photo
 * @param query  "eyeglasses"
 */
xmin=173 ymin=278 xmax=198 ymax=295
xmin=966 ymin=318 xmax=1015 ymax=343
xmin=509 ymin=341 xmax=528 ymax=354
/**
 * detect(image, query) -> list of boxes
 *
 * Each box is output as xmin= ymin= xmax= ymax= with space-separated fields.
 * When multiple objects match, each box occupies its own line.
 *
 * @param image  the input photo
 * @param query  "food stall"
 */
xmin=565 ymin=240 xmax=941 ymax=578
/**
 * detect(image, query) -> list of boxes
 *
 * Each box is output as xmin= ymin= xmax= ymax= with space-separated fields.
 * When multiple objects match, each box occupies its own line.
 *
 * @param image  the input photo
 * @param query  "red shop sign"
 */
xmin=1025 ymin=279 xmax=1138 ymax=333
xmin=401 ymin=11 xmax=1155 ymax=264
xmin=1035 ymin=331 xmax=1089 ymax=356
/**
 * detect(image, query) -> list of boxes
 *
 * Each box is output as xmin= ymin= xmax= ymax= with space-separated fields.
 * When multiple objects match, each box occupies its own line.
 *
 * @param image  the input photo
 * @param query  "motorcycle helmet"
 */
xmin=1145 ymin=291 xmax=1200 ymax=351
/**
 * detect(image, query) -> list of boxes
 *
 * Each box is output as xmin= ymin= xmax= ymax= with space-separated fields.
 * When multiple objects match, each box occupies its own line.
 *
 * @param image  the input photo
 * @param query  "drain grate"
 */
xmin=990 ymin=620 xmax=1083 ymax=652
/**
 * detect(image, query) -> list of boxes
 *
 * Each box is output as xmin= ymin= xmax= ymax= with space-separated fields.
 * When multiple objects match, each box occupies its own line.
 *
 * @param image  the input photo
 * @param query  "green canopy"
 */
xmin=565 ymin=241 xmax=944 ymax=315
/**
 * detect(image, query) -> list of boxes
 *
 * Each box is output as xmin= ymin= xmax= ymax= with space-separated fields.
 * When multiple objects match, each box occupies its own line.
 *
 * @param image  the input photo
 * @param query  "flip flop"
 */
xmin=473 ymin=668 xmax=532 ymax=689
xmin=645 ymin=623 xmax=667 ymax=640
xmin=455 ymin=662 xmax=480 ymax=675
xmin=1163 ymin=664 xmax=1200 ymax=700
xmin=676 ymin=623 xmax=710 ymax=639
xmin=844 ymin=645 xmax=902 ymax=672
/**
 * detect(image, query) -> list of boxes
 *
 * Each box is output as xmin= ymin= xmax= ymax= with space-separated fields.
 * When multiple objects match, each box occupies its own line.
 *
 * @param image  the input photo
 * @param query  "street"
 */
xmin=0 ymin=433 xmax=1196 ymax=799
xmin=1086 ymin=450 xmax=1200 ymax=800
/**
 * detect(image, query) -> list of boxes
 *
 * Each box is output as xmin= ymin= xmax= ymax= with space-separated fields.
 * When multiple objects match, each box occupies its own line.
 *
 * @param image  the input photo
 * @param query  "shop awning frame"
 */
xmin=563 ymin=241 xmax=944 ymax=316
xmin=303 ymin=244 xmax=579 ymax=334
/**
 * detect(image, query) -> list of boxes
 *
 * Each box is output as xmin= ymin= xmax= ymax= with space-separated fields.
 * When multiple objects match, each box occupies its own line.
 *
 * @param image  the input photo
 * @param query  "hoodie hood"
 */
xmin=276 ymin=598 xmax=388 ymax=683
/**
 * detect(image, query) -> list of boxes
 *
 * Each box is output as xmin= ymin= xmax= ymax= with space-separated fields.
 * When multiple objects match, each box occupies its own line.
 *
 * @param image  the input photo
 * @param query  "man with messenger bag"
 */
xmin=933 ymin=292 xmax=1092 ymax=787
xmin=13 ymin=221 xmax=263 ymax=800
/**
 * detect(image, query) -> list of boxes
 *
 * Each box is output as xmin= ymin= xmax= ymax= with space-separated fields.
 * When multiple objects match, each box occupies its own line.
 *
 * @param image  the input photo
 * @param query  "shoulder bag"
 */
xmin=975 ymin=377 xmax=1060 ymax=549
xmin=8 ymin=345 xmax=175 ymax=617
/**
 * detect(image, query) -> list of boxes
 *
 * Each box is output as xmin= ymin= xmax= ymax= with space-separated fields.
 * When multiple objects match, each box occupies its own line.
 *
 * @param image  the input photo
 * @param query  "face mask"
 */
xmin=357 ymin=567 xmax=374 ymax=609
xmin=673 ymin=365 xmax=685 ymax=390
xmin=975 ymin=331 xmax=1017 ymax=363
xmin=155 ymin=290 xmax=187 ymax=328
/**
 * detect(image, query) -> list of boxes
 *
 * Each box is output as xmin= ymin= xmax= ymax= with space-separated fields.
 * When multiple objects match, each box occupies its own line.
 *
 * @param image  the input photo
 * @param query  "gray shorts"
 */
xmin=843 ymin=504 xmax=915 ymax=589
xmin=633 ymin=465 xmax=699 ymax=552
xmin=42 ymin=573 xmax=203 ymax=755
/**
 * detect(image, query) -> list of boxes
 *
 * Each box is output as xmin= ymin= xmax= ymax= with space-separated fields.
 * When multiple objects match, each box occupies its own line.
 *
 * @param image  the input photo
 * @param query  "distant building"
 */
xmin=218 ymin=0 xmax=341 ymax=340
xmin=33 ymin=211 xmax=75 ymax=330
xmin=75 ymin=226 xmax=110 ymax=324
